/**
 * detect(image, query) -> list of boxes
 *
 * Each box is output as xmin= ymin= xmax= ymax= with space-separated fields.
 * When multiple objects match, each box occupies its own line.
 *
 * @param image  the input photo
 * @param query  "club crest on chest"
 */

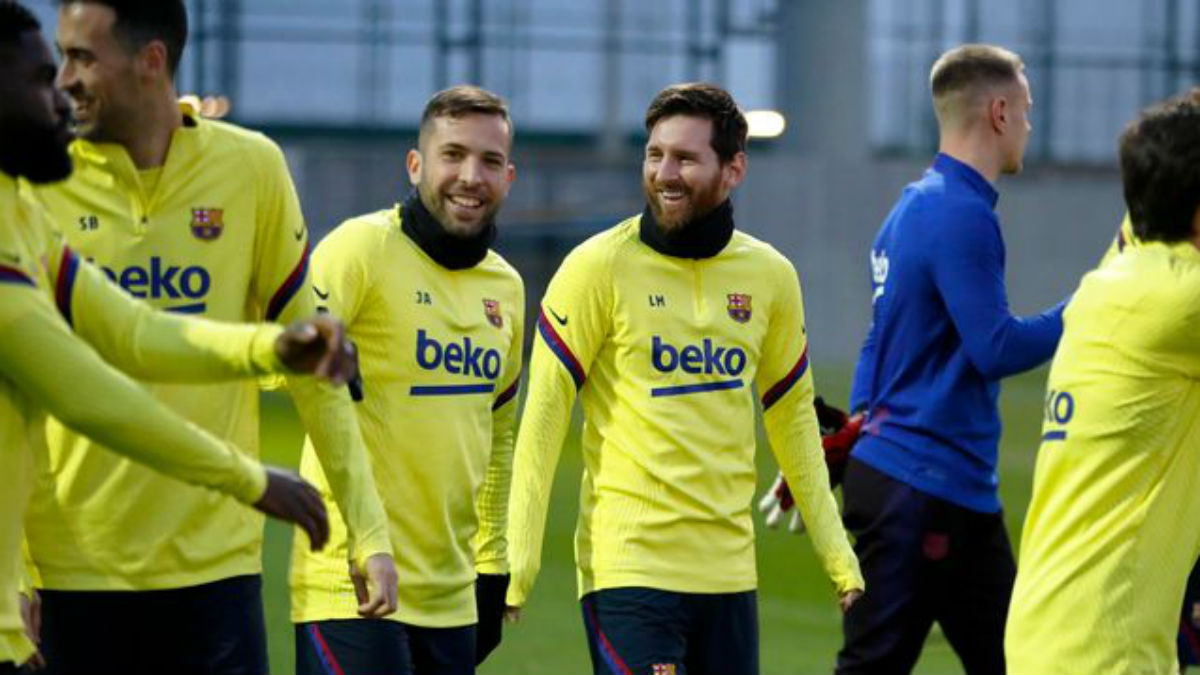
xmin=727 ymin=292 xmax=752 ymax=323
xmin=483 ymin=298 xmax=503 ymax=328
xmin=190 ymin=208 xmax=224 ymax=241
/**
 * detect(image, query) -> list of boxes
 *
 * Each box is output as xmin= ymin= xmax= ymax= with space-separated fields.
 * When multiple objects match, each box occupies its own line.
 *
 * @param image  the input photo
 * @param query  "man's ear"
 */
xmin=405 ymin=148 xmax=422 ymax=186
xmin=723 ymin=151 xmax=747 ymax=190
xmin=989 ymin=95 xmax=1009 ymax=135
xmin=137 ymin=39 xmax=169 ymax=81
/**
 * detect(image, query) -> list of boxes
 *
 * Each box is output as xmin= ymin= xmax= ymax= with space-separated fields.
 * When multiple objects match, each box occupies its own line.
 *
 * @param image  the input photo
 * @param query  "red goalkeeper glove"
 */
xmin=758 ymin=397 xmax=863 ymax=533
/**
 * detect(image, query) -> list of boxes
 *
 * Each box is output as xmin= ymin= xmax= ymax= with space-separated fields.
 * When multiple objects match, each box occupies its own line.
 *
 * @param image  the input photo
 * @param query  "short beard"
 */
xmin=643 ymin=175 xmax=724 ymax=231
xmin=418 ymin=182 xmax=499 ymax=238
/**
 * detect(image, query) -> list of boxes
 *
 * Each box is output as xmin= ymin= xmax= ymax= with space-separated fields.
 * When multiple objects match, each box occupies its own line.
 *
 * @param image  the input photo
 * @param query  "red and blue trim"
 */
xmin=0 ymin=265 xmax=35 ymax=287
xmin=493 ymin=376 xmax=521 ymax=410
xmin=266 ymin=241 xmax=311 ymax=321
xmin=537 ymin=308 xmax=585 ymax=390
xmin=761 ymin=347 xmax=809 ymax=410
xmin=55 ymin=246 xmax=81 ymax=328
xmin=305 ymin=624 xmax=346 ymax=675
xmin=582 ymin=597 xmax=633 ymax=675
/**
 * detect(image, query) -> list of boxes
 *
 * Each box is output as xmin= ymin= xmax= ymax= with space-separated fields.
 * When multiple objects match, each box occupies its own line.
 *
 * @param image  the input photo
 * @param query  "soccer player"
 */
xmin=837 ymin=45 xmax=1064 ymax=675
xmin=290 ymin=86 xmax=523 ymax=675
xmin=0 ymin=4 xmax=344 ymax=670
xmin=505 ymin=82 xmax=863 ymax=675
xmin=1003 ymin=92 xmax=1200 ymax=674
xmin=1005 ymin=92 xmax=1200 ymax=673
xmin=24 ymin=2 xmax=397 ymax=673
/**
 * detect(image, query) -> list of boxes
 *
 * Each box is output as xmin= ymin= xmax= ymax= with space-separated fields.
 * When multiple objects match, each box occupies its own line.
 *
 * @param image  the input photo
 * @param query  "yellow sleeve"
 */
xmin=288 ymin=225 xmax=391 ymax=566
xmin=754 ymin=261 xmax=863 ymax=595
xmin=474 ymin=276 xmax=526 ymax=575
xmin=19 ymin=539 xmax=38 ymax=596
xmin=507 ymin=242 xmax=613 ymax=607
xmin=47 ymin=238 xmax=285 ymax=380
xmin=0 ymin=281 xmax=266 ymax=504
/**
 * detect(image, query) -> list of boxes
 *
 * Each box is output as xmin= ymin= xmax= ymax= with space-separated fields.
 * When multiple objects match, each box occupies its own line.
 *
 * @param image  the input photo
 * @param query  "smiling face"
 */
xmin=55 ymin=2 xmax=143 ymax=142
xmin=0 ymin=29 xmax=73 ymax=183
xmin=406 ymin=112 xmax=515 ymax=238
xmin=642 ymin=114 xmax=744 ymax=230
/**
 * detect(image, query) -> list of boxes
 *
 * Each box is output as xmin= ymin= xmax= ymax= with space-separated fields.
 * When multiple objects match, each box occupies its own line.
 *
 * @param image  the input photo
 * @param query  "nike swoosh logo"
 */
xmin=313 ymin=286 xmax=330 ymax=300
xmin=547 ymin=306 xmax=568 ymax=326
xmin=293 ymin=227 xmax=305 ymax=241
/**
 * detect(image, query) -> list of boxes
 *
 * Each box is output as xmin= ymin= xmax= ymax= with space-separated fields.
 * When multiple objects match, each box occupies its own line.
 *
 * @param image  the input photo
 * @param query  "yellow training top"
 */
xmin=290 ymin=207 xmax=524 ymax=627
xmin=27 ymin=108 xmax=389 ymax=591
xmin=1005 ymin=239 xmax=1200 ymax=674
xmin=0 ymin=172 xmax=285 ymax=664
xmin=506 ymin=216 xmax=863 ymax=607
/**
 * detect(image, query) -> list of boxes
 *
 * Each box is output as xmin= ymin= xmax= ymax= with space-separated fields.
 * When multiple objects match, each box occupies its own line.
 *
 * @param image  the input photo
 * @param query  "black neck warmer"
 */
xmin=639 ymin=198 xmax=735 ymax=259
xmin=400 ymin=191 xmax=496 ymax=270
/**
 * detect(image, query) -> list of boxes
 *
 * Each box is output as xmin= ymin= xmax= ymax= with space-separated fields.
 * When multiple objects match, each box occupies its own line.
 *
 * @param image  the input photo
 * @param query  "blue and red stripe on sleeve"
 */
xmin=0 ymin=264 xmax=35 ymax=287
xmin=55 ymin=246 xmax=82 ymax=328
xmin=536 ymin=308 xmax=585 ymax=390
xmin=266 ymin=242 xmax=311 ymax=321
xmin=761 ymin=347 xmax=809 ymax=410
xmin=493 ymin=376 xmax=521 ymax=411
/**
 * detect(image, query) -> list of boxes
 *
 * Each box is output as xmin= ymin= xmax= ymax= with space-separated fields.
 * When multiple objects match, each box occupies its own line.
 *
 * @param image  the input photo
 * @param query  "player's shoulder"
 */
xmin=194 ymin=117 xmax=289 ymax=171
xmin=560 ymin=214 xmax=640 ymax=273
xmin=479 ymin=248 xmax=525 ymax=293
xmin=727 ymin=230 xmax=797 ymax=278
xmin=317 ymin=208 xmax=396 ymax=256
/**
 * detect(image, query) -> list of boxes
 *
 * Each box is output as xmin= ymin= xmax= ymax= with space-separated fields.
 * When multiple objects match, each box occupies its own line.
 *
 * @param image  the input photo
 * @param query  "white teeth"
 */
xmin=449 ymin=195 xmax=483 ymax=208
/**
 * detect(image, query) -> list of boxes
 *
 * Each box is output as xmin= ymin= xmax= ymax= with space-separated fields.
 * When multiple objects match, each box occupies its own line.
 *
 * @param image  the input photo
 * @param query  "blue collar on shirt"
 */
xmin=932 ymin=153 xmax=999 ymax=209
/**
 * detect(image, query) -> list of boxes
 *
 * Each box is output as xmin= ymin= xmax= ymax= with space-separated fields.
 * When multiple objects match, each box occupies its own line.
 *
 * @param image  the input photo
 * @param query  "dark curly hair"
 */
xmin=0 ymin=1 xmax=40 ymax=45
xmin=644 ymin=82 xmax=748 ymax=163
xmin=1119 ymin=89 xmax=1200 ymax=243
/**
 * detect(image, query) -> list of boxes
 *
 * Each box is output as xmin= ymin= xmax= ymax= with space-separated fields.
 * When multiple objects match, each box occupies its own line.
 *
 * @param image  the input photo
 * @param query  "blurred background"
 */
xmin=30 ymin=0 xmax=1199 ymax=363
xmin=24 ymin=0 xmax=1200 ymax=672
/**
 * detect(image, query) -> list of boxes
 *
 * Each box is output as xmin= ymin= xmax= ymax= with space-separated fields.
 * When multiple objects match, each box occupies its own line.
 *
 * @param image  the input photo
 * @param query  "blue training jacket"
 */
xmin=849 ymin=153 xmax=1064 ymax=513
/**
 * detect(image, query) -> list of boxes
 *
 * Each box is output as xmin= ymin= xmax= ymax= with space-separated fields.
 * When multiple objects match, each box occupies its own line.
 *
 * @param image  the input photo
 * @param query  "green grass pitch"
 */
xmin=257 ymin=365 xmax=1048 ymax=674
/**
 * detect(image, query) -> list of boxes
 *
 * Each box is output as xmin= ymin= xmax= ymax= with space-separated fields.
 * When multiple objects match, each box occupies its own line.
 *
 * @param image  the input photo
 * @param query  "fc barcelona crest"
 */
xmin=190 ymin=208 xmax=224 ymax=241
xmin=727 ymin=293 xmax=752 ymax=323
xmin=483 ymin=298 xmax=503 ymax=328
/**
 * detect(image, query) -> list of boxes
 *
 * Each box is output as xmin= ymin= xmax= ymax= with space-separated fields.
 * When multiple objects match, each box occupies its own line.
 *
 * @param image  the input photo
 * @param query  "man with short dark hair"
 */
xmin=0 ymin=3 xmax=354 ymax=671
xmin=1004 ymin=91 xmax=1200 ymax=675
xmin=506 ymin=82 xmax=862 ymax=675
xmin=290 ymin=85 xmax=523 ymax=675
xmin=25 ymin=1 xmax=397 ymax=673
xmin=836 ymin=44 xmax=1065 ymax=675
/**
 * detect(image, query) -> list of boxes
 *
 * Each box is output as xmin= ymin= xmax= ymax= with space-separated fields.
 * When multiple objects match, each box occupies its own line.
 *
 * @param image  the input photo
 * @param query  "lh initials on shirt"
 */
xmin=649 ymin=294 xmax=665 ymax=308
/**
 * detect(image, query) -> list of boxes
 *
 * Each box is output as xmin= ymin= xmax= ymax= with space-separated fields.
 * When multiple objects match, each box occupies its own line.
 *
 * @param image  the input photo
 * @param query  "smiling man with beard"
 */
xmin=504 ymin=82 xmax=863 ymax=675
xmin=289 ymin=85 xmax=524 ymax=675
xmin=23 ymin=2 xmax=397 ymax=674
xmin=0 ymin=3 xmax=391 ymax=671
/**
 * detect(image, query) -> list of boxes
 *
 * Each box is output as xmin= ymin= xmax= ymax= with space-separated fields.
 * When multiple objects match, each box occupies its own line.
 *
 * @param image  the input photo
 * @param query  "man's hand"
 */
xmin=350 ymin=552 xmax=399 ymax=618
xmin=18 ymin=591 xmax=45 ymax=670
xmin=840 ymin=589 xmax=864 ymax=614
xmin=504 ymin=605 xmax=522 ymax=623
xmin=253 ymin=467 xmax=330 ymax=550
xmin=275 ymin=315 xmax=359 ymax=386
xmin=758 ymin=397 xmax=864 ymax=534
